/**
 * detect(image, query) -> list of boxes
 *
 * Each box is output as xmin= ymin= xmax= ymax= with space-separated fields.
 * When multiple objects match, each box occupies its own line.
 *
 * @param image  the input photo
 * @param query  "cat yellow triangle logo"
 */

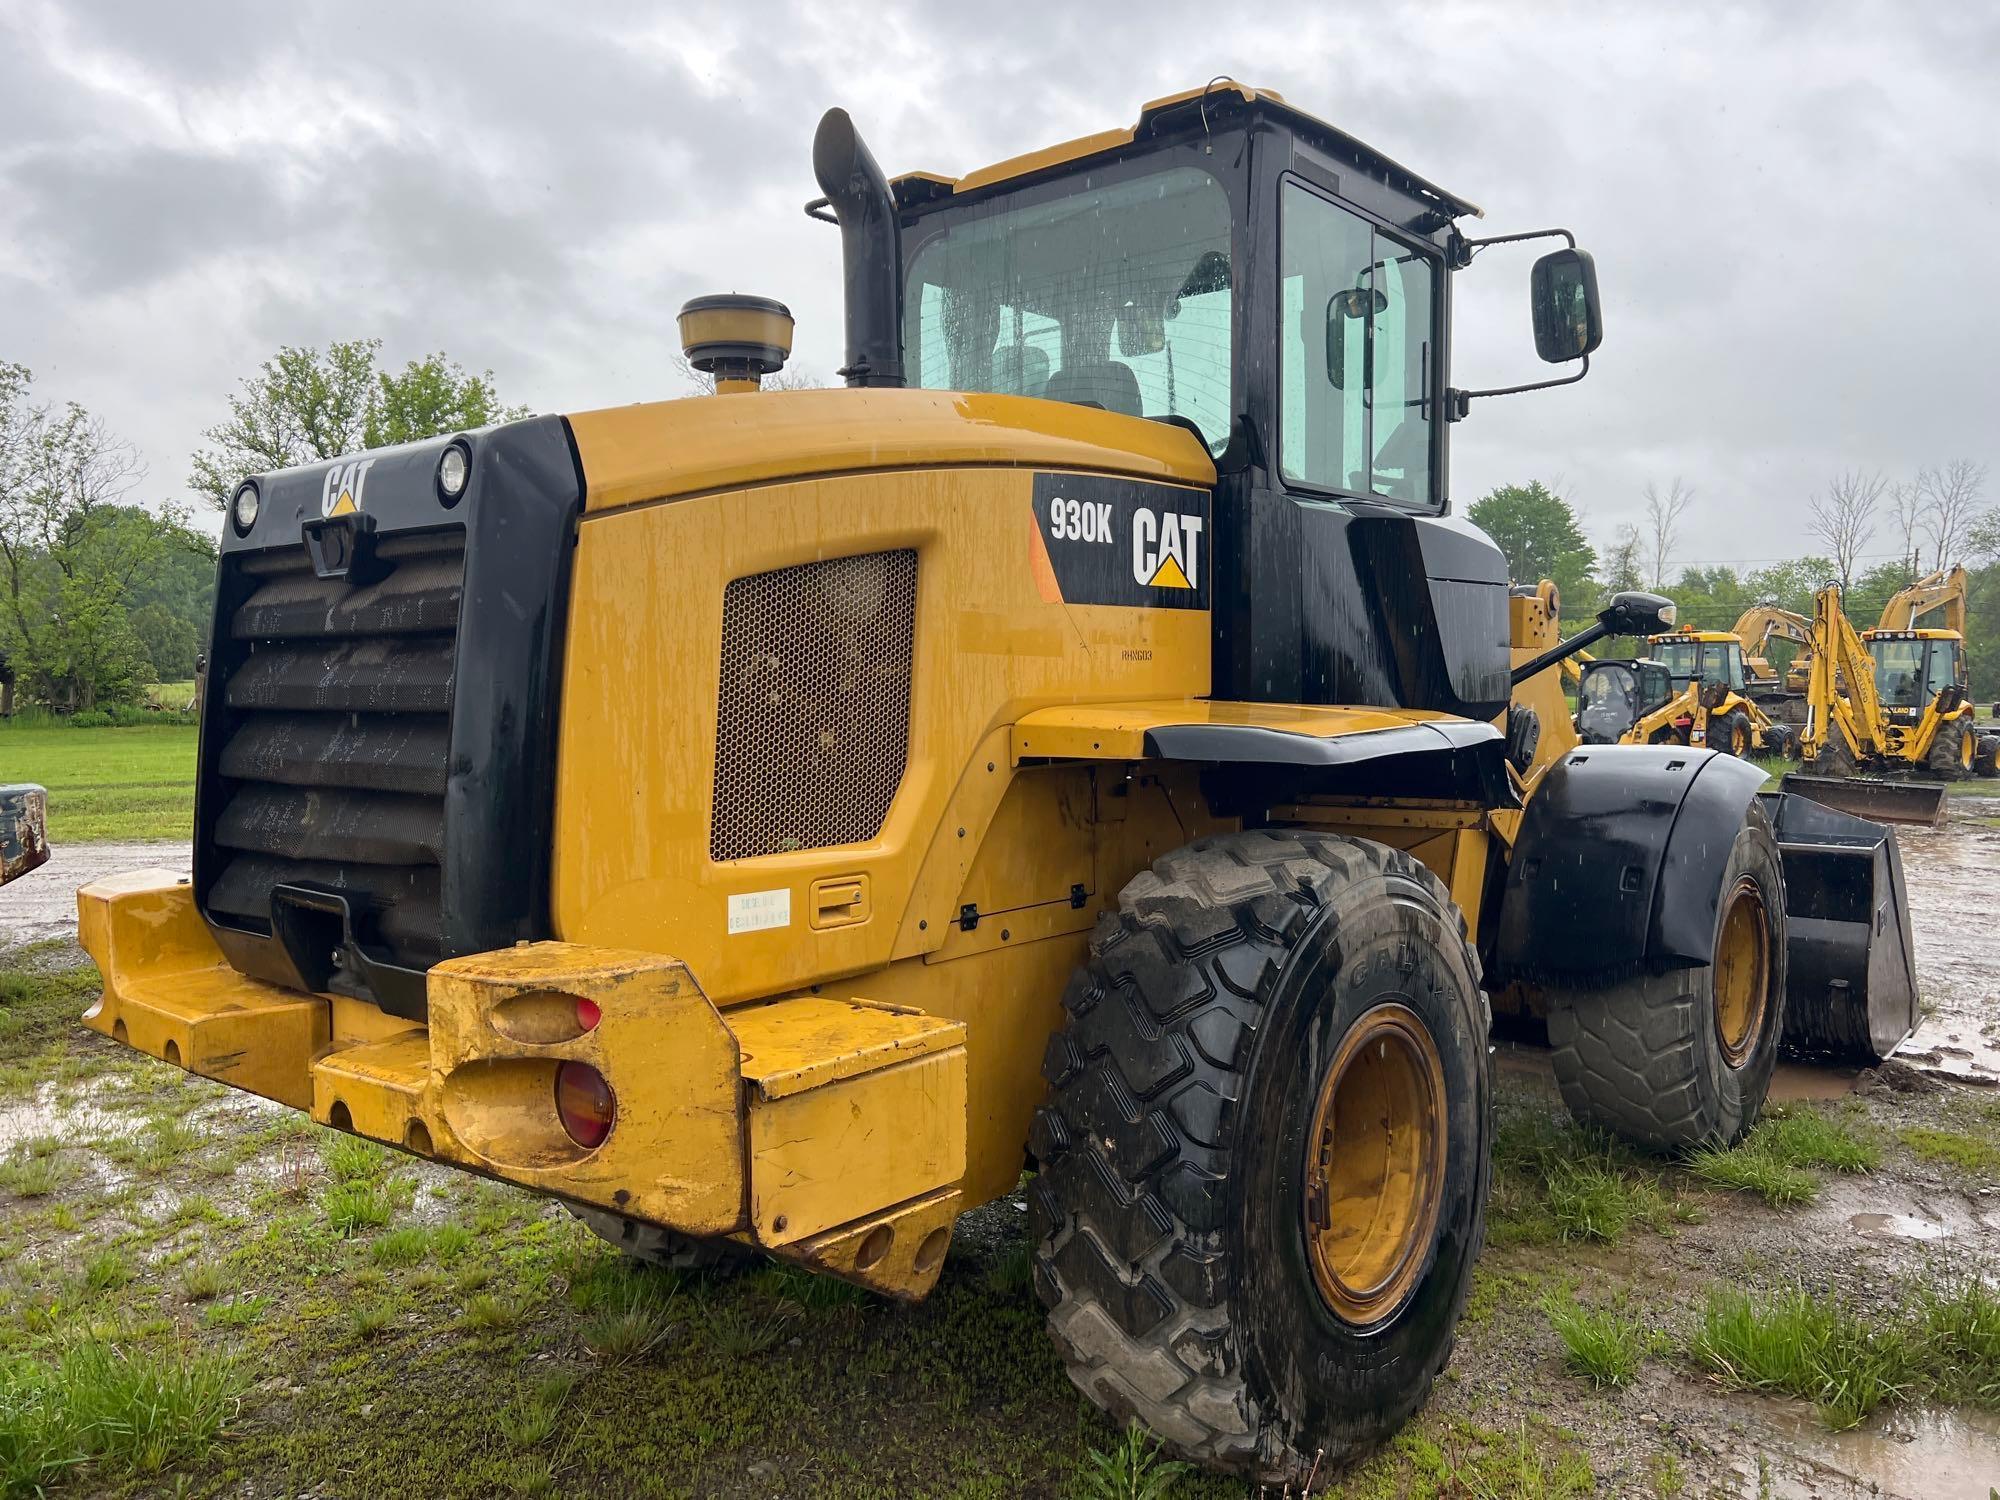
xmin=328 ymin=491 xmax=358 ymax=516
xmin=1146 ymin=554 xmax=1192 ymax=589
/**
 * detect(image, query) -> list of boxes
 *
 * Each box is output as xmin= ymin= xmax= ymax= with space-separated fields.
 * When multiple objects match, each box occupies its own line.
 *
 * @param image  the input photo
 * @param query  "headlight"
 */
xmin=437 ymin=444 xmax=469 ymax=505
xmin=231 ymin=483 xmax=260 ymax=535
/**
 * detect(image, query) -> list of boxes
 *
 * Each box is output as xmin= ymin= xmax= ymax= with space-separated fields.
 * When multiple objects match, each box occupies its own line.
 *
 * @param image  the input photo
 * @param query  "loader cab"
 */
xmin=1575 ymin=658 xmax=1673 ymax=744
xmin=1863 ymin=629 xmax=1964 ymax=715
xmin=1649 ymin=631 xmax=1746 ymax=695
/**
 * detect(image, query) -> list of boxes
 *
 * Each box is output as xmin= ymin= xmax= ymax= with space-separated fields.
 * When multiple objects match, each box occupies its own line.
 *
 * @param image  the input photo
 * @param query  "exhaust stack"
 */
xmin=812 ymin=108 xmax=905 ymax=388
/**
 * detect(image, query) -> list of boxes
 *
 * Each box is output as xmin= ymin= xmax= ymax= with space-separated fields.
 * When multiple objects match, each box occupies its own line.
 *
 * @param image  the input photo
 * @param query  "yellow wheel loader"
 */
xmin=76 ymin=88 xmax=1918 ymax=1482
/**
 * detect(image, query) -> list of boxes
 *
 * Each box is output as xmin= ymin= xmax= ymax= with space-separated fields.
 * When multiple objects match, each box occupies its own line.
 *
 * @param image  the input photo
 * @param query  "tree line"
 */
xmin=0 ymin=345 xmax=526 ymax=713
xmin=1470 ymin=468 xmax=1999 ymax=693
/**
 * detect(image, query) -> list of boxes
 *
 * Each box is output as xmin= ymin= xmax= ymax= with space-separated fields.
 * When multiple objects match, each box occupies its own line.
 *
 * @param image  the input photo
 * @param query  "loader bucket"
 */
xmin=1777 ymin=772 xmax=1945 ymax=829
xmin=1757 ymin=791 xmax=1919 ymax=1064
xmin=1 ymin=784 xmax=49 ymax=886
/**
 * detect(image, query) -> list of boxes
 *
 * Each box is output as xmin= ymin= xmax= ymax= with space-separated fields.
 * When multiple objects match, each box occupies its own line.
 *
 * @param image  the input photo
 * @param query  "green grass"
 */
xmin=0 ymin=962 xmax=103 ymax=1064
xmin=1491 ymin=1112 xmax=1681 ymax=1245
xmin=322 ymin=1181 xmax=394 ymax=1237
xmin=83 ymin=1250 xmax=133 ymax=1293
xmin=1915 ymin=1278 xmax=2000 ymax=1406
xmin=1687 ymin=1106 xmax=1878 ymax=1205
xmin=1542 ymin=1291 xmax=1653 ymax=1388
xmin=0 ymin=1340 xmax=245 ymax=1491
xmin=1691 ymin=1286 xmax=1913 ymax=1429
xmin=0 ymin=722 xmax=197 ymax=842
xmin=1074 ymin=1422 xmax=1192 ymax=1500
xmin=179 ymin=1261 xmax=227 ymax=1302
xmin=1899 ymin=1125 xmax=2000 ymax=1176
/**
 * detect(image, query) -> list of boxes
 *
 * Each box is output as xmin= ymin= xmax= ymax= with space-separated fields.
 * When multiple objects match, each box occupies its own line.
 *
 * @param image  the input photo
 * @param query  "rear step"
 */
xmin=1778 ymin=772 xmax=1945 ymax=829
xmin=1760 ymin=791 xmax=1920 ymax=1064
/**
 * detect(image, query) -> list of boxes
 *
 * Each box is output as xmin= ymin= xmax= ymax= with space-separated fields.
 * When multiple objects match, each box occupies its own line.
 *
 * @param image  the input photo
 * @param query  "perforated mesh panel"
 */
xmin=710 ymin=550 xmax=918 ymax=862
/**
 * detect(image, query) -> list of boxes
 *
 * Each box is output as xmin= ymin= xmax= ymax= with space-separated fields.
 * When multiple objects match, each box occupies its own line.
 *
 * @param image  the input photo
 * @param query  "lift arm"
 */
xmin=1876 ymin=565 xmax=1967 ymax=635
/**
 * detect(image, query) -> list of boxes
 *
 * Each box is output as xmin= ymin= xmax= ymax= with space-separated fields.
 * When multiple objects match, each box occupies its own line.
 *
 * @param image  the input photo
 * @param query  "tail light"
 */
xmin=555 ymin=1062 xmax=614 ymax=1149
xmin=574 ymin=997 xmax=602 ymax=1032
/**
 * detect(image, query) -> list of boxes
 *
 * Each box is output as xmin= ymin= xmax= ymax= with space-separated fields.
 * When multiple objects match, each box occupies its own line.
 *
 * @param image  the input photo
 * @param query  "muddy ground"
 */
xmin=2 ymin=807 xmax=2000 ymax=1497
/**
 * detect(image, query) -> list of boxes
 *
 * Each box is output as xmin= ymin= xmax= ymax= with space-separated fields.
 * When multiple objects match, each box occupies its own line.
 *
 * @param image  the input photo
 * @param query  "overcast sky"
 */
xmin=3 ymin=0 xmax=1995 ymax=569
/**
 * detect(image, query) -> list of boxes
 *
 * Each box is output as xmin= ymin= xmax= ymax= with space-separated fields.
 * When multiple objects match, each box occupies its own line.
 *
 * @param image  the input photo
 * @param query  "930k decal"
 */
xmin=1031 ymin=472 xmax=1210 ymax=610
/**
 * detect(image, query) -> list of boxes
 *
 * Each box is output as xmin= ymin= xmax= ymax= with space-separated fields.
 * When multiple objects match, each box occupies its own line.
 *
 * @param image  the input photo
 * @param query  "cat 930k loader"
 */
xmin=77 ymin=85 xmax=1918 ymax=1482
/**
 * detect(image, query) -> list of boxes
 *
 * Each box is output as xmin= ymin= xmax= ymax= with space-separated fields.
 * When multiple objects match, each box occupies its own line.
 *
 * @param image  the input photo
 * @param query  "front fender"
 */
xmin=1488 ymin=745 xmax=1769 ymax=986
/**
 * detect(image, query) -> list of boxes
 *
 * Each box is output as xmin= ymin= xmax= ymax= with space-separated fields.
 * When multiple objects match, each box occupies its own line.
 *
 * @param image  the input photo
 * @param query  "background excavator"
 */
xmin=1574 ymin=625 xmax=1794 ymax=756
xmin=1733 ymin=603 xmax=1814 ymax=724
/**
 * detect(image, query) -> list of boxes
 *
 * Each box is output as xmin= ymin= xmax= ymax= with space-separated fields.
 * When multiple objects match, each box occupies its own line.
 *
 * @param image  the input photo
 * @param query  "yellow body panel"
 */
xmin=565 ymin=388 xmax=1214 ymax=515
xmin=548 ymin=461 xmax=1212 ymax=1002
xmin=1011 ymin=700 xmax=1458 ymax=761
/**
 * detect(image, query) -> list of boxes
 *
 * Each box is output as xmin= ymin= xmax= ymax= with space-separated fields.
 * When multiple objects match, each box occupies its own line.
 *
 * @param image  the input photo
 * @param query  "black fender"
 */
xmin=1488 ymin=745 xmax=1771 ymax=987
xmin=1145 ymin=720 xmax=1513 ymax=806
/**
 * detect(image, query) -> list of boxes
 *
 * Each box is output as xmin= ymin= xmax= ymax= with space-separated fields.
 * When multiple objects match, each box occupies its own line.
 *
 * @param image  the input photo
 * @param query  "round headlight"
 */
xmin=231 ymin=483 xmax=260 ymax=535
xmin=437 ymin=444 xmax=469 ymax=505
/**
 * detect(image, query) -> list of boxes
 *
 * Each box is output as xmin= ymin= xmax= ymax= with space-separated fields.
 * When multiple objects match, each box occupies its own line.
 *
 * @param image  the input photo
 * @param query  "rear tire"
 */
xmin=565 ymin=1206 xmax=754 ymax=1274
xmin=1541 ymin=799 xmax=1786 ymax=1152
xmin=1714 ymin=709 xmax=1754 ymax=758
xmin=1977 ymin=734 xmax=2000 ymax=778
xmin=1029 ymin=831 xmax=1489 ymax=1483
xmin=1927 ymin=718 xmax=1973 ymax=780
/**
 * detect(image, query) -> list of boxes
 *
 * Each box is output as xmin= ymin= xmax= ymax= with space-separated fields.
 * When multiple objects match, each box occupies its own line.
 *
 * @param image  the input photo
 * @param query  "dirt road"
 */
xmin=0 ymin=841 xmax=186 ymax=948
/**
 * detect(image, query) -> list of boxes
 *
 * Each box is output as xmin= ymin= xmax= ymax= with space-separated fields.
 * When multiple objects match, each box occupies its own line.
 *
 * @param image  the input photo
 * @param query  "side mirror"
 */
xmin=1530 ymin=247 xmax=1602 ymax=363
xmin=1597 ymin=590 xmax=1676 ymax=639
xmin=1325 ymin=286 xmax=1386 ymax=389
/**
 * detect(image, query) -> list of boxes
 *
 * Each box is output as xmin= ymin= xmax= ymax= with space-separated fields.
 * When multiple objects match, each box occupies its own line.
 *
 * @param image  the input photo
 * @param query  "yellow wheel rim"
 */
xmin=1303 ymin=1004 xmax=1447 ymax=1326
xmin=1713 ymin=877 xmax=1770 ymax=1068
xmin=1733 ymin=721 xmax=1751 ymax=755
xmin=1963 ymin=730 xmax=1975 ymax=771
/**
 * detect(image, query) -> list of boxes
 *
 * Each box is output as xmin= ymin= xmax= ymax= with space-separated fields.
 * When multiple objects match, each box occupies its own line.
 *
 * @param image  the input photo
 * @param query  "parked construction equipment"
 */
xmin=1792 ymin=580 xmax=1997 ymax=823
xmin=1733 ymin=603 xmax=1814 ymax=723
xmin=74 ymin=88 xmax=1919 ymax=1481
xmin=1574 ymin=627 xmax=1794 ymax=756
xmin=1 ymin=784 xmax=48 ymax=885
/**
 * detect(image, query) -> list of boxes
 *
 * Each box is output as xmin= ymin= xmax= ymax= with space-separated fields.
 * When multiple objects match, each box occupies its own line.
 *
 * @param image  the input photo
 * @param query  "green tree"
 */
xmin=0 ymin=367 xmax=182 ymax=709
xmin=363 ymin=352 xmax=529 ymax=449
xmin=1467 ymin=482 xmax=1598 ymax=608
xmin=189 ymin=341 xmax=530 ymax=506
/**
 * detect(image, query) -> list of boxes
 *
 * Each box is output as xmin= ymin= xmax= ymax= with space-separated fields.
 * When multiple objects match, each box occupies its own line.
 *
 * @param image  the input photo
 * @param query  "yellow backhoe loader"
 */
xmin=73 ymin=88 xmax=1918 ymax=1482
xmin=1793 ymin=581 xmax=1998 ymax=822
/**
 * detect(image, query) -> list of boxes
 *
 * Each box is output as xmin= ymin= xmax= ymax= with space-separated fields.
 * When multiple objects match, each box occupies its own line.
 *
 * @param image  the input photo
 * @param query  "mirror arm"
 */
xmin=1511 ymin=616 xmax=1611 ymax=688
xmin=1452 ymin=225 xmax=1576 ymax=268
xmin=1448 ymin=355 xmax=1590 ymax=421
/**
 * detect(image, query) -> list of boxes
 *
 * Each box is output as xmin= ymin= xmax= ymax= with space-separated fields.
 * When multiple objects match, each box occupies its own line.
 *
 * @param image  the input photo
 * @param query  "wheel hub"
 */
xmin=1303 ymin=1003 xmax=1447 ymax=1326
xmin=1713 ymin=876 xmax=1770 ymax=1067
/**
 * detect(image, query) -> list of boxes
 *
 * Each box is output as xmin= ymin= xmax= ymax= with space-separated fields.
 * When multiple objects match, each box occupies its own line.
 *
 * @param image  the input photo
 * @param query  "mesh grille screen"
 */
xmin=710 ymin=550 xmax=918 ymax=862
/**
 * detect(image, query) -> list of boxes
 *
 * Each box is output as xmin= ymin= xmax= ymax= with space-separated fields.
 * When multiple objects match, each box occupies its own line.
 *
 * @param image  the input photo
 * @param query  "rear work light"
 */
xmin=554 ymin=1061 xmax=614 ymax=1149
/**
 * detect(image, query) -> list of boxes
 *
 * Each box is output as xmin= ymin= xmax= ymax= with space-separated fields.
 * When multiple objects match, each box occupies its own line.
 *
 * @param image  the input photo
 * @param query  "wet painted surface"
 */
xmin=0 ymin=840 xmax=187 ymax=948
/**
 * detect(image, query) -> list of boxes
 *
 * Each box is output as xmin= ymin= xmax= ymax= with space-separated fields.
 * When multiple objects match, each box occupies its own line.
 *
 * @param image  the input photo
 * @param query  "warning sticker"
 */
xmin=1030 ymin=473 xmax=1211 ymax=610
xmin=727 ymin=888 xmax=791 ymax=935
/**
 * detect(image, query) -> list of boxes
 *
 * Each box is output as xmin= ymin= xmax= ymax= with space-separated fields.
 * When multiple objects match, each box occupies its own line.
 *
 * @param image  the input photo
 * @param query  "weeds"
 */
xmin=496 ymin=1372 xmax=576 ymax=1448
xmin=348 ymin=1303 xmax=395 ymax=1340
xmin=371 ymin=1227 xmax=431 ymax=1268
xmin=1914 ymin=1278 xmax=2000 ymax=1406
xmin=703 ymin=1300 xmax=794 ymax=1357
xmin=580 ymin=1288 xmax=676 ymax=1363
xmin=1493 ymin=1113 xmax=1675 ymax=1244
xmin=1073 ymin=1421 xmax=1192 ymax=1500
xmin=460 ymin=1293 xmax=524 ymax=1332
xmin=178 ymin=1261 xmax=227 ymax=1302
xmin=322 ymin=1181 xmax=393 ymax=1237
xmin=1691 ymin=1285 xmax=1912 ymax=1429
xmin=0 ymin=1152 xmax=71 ymax=1198
xmin=756 ymin=1260 xmax=869 ymax=1309
xmin=1899 ymin=1126 xmax=2000 ymax=1177
xmin=321 ymin=1134 xmax=391 ymax=1183
xmin=84 ymin=1251 xmax=133 ymax=1293
xmin=1543 ymin=1291 xmax=1653 ymax=1388
xmin=203 ymin=1295 xmax=270 ymax=1329
xmin=1689 ymin=1108 xmax=1878 ymax=1206
xmin=0 ymin=1340 xmax=244 ymax=1489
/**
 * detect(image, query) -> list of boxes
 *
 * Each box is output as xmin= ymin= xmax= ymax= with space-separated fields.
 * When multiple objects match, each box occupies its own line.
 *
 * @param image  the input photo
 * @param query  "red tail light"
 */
xmin=574 ymin=997 xmax=602 ymax=1032
xmin=554 ymin=1062 xmax=614 ymax=1148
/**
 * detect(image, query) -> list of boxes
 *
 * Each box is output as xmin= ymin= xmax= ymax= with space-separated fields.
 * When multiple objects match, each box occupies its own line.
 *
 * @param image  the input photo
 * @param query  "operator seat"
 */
xmin=1042 ymin=361 xmax=1142 ymax=417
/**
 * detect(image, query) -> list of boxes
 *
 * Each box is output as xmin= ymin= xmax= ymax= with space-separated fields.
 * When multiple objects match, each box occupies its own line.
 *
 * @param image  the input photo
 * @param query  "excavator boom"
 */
xmin=1877 ymin=565 xmax=1968 ymax=635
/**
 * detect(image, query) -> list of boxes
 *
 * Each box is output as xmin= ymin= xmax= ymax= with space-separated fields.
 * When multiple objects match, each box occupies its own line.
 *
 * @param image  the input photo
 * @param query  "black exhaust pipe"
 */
xmin=812 ymin=108 xmax=905 ymax=389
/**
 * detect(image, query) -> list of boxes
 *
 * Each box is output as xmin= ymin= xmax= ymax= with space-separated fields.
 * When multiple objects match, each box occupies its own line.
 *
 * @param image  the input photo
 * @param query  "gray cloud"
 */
xmin=1 ymin=0 xmax=1995 ymax=573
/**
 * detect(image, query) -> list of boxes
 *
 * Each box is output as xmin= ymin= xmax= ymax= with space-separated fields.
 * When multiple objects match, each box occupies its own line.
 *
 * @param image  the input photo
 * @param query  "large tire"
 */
xmin=1926 ymin=717 xmax=1974 ymax=780
xmin=1542 ymin=799 xmax=1786 ymax=1152
xmin=1976 ymin=734 xmax=2000 ymax=778
xmin=1713 ymin=709 xmax=1754 ymax=758
xmin=1029 ymin=831 xmax=1489 ymax=1483
xmin=565 ymin=1205 xmax=754 ymax=1274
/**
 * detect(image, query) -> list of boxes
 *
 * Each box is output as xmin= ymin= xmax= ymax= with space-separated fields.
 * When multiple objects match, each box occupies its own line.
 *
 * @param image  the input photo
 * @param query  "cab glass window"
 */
xmin=1871 ymin=639 xmax=1927 ymax=708
xmin=905 ymin=166 xmax=1233 ymax=453
xmin=1279 ymin=181 xmax=1437 ymax=505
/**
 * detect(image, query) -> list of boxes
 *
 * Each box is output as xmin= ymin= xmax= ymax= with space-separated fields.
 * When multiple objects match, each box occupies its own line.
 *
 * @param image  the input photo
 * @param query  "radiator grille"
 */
xmin=710 ymin=550 xmax=917 ymax=862
xmin=203 ymin=530 xmax=463 ymax=969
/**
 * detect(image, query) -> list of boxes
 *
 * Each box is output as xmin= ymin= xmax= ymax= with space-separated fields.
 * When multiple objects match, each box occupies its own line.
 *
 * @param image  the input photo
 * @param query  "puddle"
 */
xmin=0 ymin=1081 xmax=145 ymax=1151
xmin=1742 ymin=1397 xmax=2000 ymax=1499
xmin=1770 ymin=1061 xmax=1861 ymax=1102
xmin=1891 ymin=804 xmax=2000 ymax=1087
xmin=1848 ymin=1211 xmax=1949 ymax=1241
